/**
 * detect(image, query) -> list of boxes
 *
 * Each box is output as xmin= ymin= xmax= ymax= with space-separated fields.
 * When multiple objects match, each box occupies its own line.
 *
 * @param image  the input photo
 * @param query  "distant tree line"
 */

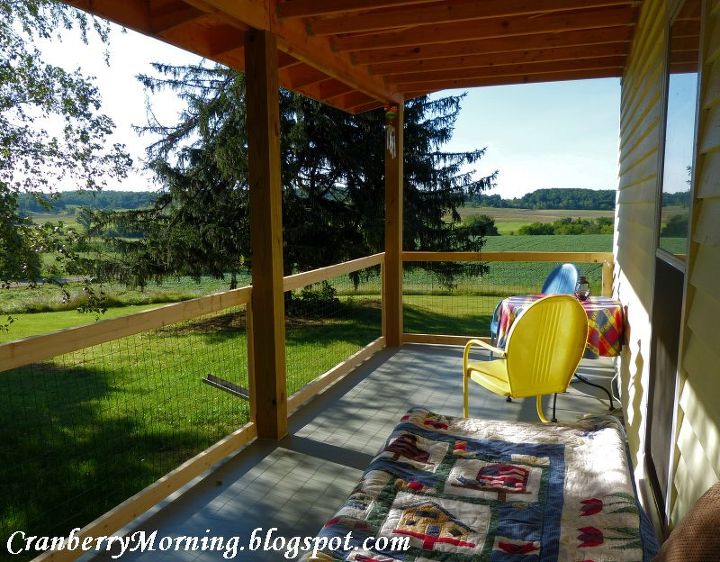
xmin=468 ymin=188 xmax=691 ymax=210
xmin=519 ymin=217 xmax=614 ymax=235
xmin=17 ymin=191 xmax=156 ymax=214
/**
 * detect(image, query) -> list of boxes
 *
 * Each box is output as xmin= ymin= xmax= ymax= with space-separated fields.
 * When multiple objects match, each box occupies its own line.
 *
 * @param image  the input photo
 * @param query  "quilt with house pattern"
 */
xmin=304 ymin=408 xmax=658 ymax=561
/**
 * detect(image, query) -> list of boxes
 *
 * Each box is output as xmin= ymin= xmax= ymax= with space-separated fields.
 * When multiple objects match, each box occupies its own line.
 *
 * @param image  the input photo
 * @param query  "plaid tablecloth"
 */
xmin=496 ymin=295 xmax=624 ymax=358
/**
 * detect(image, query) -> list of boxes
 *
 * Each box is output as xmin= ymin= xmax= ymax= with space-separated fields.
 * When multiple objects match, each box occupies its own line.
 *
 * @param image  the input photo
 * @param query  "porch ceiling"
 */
xmin=66 ymin=0 xmax=640 ymax=113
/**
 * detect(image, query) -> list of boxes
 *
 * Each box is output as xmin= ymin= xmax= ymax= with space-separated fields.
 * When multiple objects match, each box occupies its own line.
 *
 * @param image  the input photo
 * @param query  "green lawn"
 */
xmin=0 ymin=304 xmax=161 ymax=342
xmin=0 ymin=298 xmax=381 ymax=550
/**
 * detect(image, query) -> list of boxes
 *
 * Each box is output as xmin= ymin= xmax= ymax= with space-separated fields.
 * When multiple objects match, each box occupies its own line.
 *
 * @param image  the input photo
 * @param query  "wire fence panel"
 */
xmin=0 ymin=305 xmax=250 ymax=556
xmin=285 ymin=268 xmax=382 ymax=397
xmin=403 ymin=261 xmax=603 ymax=337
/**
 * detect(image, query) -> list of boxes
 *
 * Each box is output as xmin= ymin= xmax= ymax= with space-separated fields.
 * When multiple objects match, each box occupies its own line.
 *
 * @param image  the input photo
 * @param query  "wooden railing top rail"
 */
xmin=0 ymin=285 xmax=252 ymax=374
xmin=283 ymin=252 xmax=385 ymax=292
xmin=402 ymin=251 xmax=614 ymax=263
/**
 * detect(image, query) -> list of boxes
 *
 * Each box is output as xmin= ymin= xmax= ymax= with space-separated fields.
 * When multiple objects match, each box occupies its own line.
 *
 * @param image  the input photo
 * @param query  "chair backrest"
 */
xmin=505 ymin=295 xmax=589 ymax=398
xmin=541 ymin=263 xmax=579 ymax=294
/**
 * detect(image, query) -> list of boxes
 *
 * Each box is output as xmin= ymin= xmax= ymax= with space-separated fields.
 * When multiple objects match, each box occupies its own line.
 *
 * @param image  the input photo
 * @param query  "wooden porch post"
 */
xmin=245 ymin=28 xmax=287 ymax=439
xmin=383 ymin=104 xmax=404 ymax=346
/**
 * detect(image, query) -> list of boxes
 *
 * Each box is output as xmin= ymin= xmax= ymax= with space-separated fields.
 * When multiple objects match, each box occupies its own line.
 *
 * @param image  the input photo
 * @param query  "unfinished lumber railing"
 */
xmin=0 ymin=286 xmax=256 ymax=562
xmin=282 ymin=252 xmax=386 ymax=413
xmin=401 ymin=251 xmax=614 ymax=345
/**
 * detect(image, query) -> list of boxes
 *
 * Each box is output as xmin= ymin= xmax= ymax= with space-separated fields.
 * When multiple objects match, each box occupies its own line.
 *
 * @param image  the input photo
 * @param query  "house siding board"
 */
xmin=618 ymin=177 xmax=658 ymax=201
xmin=686 ymin=279 xmax=720 ymax=339
xmin=618 ymin=147 xmax=663 ymax=189
xmin=698 ymin=101 xmax=720 ymax=153
xmin=615 ymin=0 xmax=665 ymax=516
xmin=687 ymin=243 xmax=720 ymax=293
xmin=692 ymin=190 xmax=720 ymax=244
xmin=620 ymin=94 xmax=663 ymax=156
xmin=696 ymin=149 xmax=720 ymax=197
xmin=679 ymin=339 xmax=720 ymax=469
xmin=672 ymin=0 xmax=720 ymax=527
xmin=676 ymin=420 xmax=720 ymax=501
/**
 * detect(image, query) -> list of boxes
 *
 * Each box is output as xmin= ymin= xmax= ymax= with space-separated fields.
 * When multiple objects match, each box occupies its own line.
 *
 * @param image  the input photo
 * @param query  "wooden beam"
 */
xmin=151 ymin=1 xmax=207 ymax=33
xmin=389 ymin=57 xmax=626 ymax=87
xmin=394 ymin=67 xmax=622 ymax=93
xmin=160 ymin=21 xmax=246 ymax=59
xmin=287 ymin=337 xmax=385 ymax=413
xmin=370 ymin=43 xmax=630 ymax=76
xmin=281 ymin=62 xmax=329 ymax=89
xmin=283 ymin=254 xmax=384 ymax=292
xmin=0 ymin=287 xmax=252 ymax=373
xmin=274 ymin=17 xmax=402 ymax=104
xmin=276 ymin=0 xmax=440 ymax=19
xmin=351 ymin=27 xmax=633 ymax=64
xmin=310 ymin=0 xmax=634 ymax=36
xmin=297 ymin=78 xmax=354 ymax=102
xmin=402 ymin=251 xmax=614 ymax=262
xmin=403 ymin=333 xmax=488 ymax=346
xmin=384 ymin=104 xmax=404 ymax=347
xmin=602 ymin=260 xmax=614 ymax=296
xmin=182 ymin=0 xmax=270 ymax=31
xmin=184 ymin=0 xmax=400 ymax=103
xmin=324 ymin=91 xmax=375 ymax=111
xmin=65 ymin=0 xmax=152 ymax=32
xmin=349 ymin=100 xmax=386 ymax=114
xmin=245 ymin=28 xmax=288 ymax=440
xmin=333 ymin=6 xmax=636 ymax=52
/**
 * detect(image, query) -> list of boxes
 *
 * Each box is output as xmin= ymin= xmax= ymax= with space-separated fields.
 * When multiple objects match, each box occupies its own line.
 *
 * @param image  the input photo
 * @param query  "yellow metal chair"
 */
xmin=463 ymin=294 xmax=589 ymax=423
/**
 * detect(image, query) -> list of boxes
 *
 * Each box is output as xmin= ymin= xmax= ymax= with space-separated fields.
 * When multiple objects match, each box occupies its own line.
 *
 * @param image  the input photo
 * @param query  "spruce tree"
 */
xmin=91 ymin=63 xmax=497 ymax=287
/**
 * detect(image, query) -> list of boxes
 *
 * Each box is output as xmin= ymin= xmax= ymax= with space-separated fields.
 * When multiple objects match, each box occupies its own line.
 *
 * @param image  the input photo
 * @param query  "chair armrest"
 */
xmin=463 ymin=339 xmax=505 ymax=372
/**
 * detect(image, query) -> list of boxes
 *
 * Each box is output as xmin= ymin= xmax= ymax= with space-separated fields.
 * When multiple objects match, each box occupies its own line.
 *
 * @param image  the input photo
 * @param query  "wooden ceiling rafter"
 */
xmin=308 ymin=0 xmax=635 ymax=37
xmin=63 ymin=0 xmax=640 ymax=113
xmin=350 ymin=26 xmax=634 ymax=64
xmin=389 ymin=57 xmax=627 ymax=89
xmin=276 ymin=0 xmax=442 ymax=19
xmin=332 ymin=5 xmax=637 ymax=52
xmin=370 ymin=43 xmax=631 ymax=77
xmin=150 ymin=1 xmax=208 ymax=34
xmin=395 ymin=67 xmax=622 ymax=93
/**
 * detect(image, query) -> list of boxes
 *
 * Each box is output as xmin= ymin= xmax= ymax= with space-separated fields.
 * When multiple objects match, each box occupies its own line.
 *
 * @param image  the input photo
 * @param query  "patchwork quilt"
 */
xmin=305 ymin=408 xmax=658 ymax=561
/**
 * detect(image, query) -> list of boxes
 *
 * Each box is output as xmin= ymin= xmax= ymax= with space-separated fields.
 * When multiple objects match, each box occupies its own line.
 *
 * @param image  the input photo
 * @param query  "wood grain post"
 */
xmin=245 ymin=28 xmax=288 ymax=440
xmin=602 ymin=260 xmax=614 ymax=297
xmin=383 ymin=104 xmax=404 ymax=346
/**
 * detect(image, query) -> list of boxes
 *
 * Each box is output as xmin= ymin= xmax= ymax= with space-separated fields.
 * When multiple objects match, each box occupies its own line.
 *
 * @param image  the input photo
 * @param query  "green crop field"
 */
xmin=458 ymin=205 xmax=615 ymax=234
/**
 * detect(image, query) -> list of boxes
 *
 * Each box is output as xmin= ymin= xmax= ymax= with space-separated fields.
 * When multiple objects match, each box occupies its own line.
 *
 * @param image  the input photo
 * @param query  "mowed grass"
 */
xmin=0 ymin=298 xmax=381 ymax=551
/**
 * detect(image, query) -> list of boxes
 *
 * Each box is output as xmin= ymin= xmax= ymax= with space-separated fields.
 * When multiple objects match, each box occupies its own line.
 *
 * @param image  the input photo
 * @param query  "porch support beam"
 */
xmin=245 ymin=28 xmax=288 ymax=440
xmin=384 ymin=104 xmax=404 ymax=347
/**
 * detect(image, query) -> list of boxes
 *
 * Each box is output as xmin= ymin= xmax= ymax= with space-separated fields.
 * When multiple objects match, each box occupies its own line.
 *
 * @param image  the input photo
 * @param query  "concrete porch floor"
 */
xmin=90 ymin=344 xmax=620 ymax=561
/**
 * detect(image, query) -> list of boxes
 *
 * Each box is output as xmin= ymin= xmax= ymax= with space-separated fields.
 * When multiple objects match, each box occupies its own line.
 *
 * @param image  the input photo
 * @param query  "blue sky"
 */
xmin=43 ymin=25 xmax=623 ymax=198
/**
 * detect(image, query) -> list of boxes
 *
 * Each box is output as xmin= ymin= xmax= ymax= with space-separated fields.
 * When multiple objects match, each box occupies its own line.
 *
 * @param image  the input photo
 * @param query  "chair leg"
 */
xmin=552 ymin=393 xmax=558 ymax=423
xmin=463 ymin=371 xmax=469 ymax=418
xmin=535 ymin=395 xmax=549 ymax=424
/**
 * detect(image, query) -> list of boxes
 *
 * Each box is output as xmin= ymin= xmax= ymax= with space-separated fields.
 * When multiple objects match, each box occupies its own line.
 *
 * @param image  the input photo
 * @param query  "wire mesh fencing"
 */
xmin=403 ymin=260 xmax=604 ymax=337
xmin=0 ymin=303 xmax=250 ymax=557
xmin=284 ymin=267 xmax=382 ymax=397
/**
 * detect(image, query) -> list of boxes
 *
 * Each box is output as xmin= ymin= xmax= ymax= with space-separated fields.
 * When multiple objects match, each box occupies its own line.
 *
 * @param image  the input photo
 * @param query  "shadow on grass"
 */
xmin=285 ymin=300 xmax=382 ymax=348
xmin=404 ymin=304 xmax=492 ymax=336
xmin=0 ymin=361 xmax=236 ymax=561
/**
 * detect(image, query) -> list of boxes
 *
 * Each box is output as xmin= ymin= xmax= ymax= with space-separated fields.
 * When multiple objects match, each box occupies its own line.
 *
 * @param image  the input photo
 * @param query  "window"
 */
xmin=658 ymin=0 xmax=701 ymax=261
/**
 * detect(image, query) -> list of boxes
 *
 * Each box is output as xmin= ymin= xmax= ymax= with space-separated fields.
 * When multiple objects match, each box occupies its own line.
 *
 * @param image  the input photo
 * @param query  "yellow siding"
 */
xmin=672 ymin=0 xmax=720 ymax=526
xmin=615 ymin=0 xmax=666 ymax=495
